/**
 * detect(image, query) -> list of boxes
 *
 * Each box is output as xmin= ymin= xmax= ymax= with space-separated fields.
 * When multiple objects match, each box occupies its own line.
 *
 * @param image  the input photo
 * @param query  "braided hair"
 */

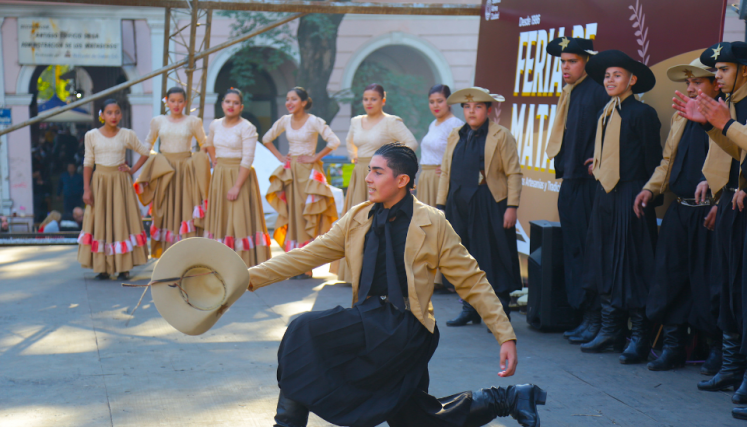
xmin=373 ymin=143 xmax=418 ymax=190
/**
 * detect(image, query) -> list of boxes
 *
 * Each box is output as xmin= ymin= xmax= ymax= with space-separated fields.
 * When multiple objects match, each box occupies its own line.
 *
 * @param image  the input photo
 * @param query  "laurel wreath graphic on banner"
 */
xmin=629 ymin=0 xmax=650 ymax=65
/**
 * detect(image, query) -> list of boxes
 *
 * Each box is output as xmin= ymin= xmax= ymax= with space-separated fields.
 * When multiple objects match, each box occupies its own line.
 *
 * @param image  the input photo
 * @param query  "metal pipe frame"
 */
xmin=0 ymin=12 xmax=306 ymax=137
xmin=19 ymin=0 xmax=480 ymax=16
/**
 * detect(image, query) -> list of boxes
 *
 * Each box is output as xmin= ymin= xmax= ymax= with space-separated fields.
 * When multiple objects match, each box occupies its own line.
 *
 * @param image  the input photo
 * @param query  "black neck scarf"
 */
xmin=357 ymin=194 xmax=410 ymax=311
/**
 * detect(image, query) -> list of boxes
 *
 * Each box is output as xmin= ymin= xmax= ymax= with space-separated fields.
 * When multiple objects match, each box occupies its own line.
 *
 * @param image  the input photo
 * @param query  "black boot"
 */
xmin=464 ymin=384 xmax=547 ymax=427
xmin=447 ymin=301 xmax=482 ymax=327
xmin=647 ymin=325 xmax=687 ymax=371
xmin=733 ymin=407 xmax=747 ymax=420
xmin=733 ymin=372 xmax=747 ymax=404
xmin=698 ymin=332 xmax=746 ymax=392
xmin=564 ymin=312 xmax=590 ymax=338
xmin=273 ymin=391 xmax=309 ymax=427
xmin=701 ymin=335 xmax=723 ymax=376
xmin=568 ymin=309 xmax=602 ymax=344
xmin=580 ymin=300 xmax=625 ymax=353
xmin=620 ymin=309 xmax=651 ymax=364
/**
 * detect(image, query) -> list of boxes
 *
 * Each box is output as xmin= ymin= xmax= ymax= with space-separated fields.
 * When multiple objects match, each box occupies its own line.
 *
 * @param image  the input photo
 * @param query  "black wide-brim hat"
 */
xmin=547 ymin=37 xmax=595 ymax=57
xmin=585 ymin=49 xmax=656 ymax=94
xmin=700 ymin=42 xmax=747 ymax=68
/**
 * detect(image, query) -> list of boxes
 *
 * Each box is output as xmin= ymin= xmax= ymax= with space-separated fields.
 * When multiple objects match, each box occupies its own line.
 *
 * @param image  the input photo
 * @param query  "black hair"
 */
xmin=428 ymin=84 xmax=451 ymax=99
xmin=373 ymin=143 xmax=418 ymax=190
xmin=460 ymin=101 xmax=493 ymax=109
xmin=364 ymin=83 xmax=385 ymax=99
xmin=166 ymin=86 xmax=186 ymax=99
xmin=224 ymin=88 xmax=244 ymax=103
xmin=291 ymin=87 xmax=313 ymax=110
xmin=101 ymin=98 xmax=120 ymax=111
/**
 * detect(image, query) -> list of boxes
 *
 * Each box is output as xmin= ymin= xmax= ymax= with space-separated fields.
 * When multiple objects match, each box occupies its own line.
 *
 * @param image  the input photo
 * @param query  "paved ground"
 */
xmin=0 ymin=244 xmax=742 ymax=426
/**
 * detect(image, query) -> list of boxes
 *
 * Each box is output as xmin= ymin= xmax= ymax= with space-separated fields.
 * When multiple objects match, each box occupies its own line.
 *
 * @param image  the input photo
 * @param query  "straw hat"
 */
xmin=667 ymin=58 xmax=715 ymax=82
xmin=150 ymin=238 xmax=250 ymax=335
xmin=447 ymin=87 xmax=505 ymax=105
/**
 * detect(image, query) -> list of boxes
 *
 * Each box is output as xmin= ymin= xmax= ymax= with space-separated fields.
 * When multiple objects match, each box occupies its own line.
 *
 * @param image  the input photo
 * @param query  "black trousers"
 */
xmin=557 ymin=178 xmax=597 ymax=310
xmin=386 ymin=370 xmax=473 ymax=427
xmin=714 ymin=190 xmax=746 ymax=335
xmin=645 ymin=201 xmax=718 ymax=335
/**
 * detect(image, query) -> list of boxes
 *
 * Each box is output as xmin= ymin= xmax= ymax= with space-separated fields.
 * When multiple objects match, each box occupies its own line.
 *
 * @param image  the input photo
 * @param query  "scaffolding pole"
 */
xmin=0 ymin=13 xmax=306 ymax=137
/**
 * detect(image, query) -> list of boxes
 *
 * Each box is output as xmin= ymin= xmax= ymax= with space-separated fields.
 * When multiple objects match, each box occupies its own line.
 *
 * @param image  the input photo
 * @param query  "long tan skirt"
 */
xmin=266 ymin=157 xmax=338 ymax=252
xmin=332 ymin=157 xmax=372 ymax=283
xmin=149 ymin=151 xmax=211 ymax=258
xmin=204 ymin=158 xmax=271 ymax=267
xmin=416 ymin=165 xmax=440 ymax=207
xmin=77 ymin=165 xmax=149 ymax=274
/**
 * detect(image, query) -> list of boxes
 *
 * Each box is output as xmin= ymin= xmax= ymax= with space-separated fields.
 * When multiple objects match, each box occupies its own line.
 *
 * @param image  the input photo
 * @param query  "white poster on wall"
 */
xmin=18 ymin=18 xmax=122 ymax=66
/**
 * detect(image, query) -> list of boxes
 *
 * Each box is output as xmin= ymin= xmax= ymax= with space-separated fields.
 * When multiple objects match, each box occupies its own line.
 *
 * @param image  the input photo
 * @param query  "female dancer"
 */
xmin=418 ymin=84 xmax=464 ymax=207
xmin=203 ymin=88 xmax=271 ymax=267
xmin=263 ymin=87 xmax=340 ymax=260
xmin=138 ymin=87 xmax=210 ymax=258
xmin=335 ymin=83 xmax=418 ymax=283
xmin=78 ymin=99 xmax=150 ymax=280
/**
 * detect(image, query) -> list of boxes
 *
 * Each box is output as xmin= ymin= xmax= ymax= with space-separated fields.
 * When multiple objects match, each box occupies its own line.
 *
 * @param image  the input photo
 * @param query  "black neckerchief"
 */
xmin=357 ymin=192 xmax=413 ymax=311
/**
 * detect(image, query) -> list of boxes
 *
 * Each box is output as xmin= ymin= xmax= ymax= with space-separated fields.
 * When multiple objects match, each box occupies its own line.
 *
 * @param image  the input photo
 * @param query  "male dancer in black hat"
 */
xmin=579 ymin=50 xmax=662 ymax=365
xmin=545 ymin=36 xmax=609 ymax=344
xmin=674 ymin=41 xmax=747 ymax=420
xmin=637 ymin=59 xmax=722 ymax=373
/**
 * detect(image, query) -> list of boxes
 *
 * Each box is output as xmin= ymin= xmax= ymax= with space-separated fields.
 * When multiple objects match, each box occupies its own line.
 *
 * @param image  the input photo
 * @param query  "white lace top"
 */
xmin=204 ymin=118 xmax=258 ymax=169
xmin=145 ymin=115 xmax=207 ymax=153
xmin=420 ymin=116 xmax=465 ymax=165
xmin=345 ymin=113 xmax=418 ymax=160
xmin=261 ymin=114 xmax=340 ymax=156
xmin=83 ymin=128 xmax=151 ymax=167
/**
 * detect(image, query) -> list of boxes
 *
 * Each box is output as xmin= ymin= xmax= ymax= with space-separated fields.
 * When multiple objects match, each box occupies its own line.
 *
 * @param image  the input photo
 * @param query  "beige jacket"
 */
xmin=436 ymin=121 xmax=522 ymax=207
xmin=247 ymin=197 xmax=517 ymax=344
xmin=643 ymin=113 xmax=692 ymax=197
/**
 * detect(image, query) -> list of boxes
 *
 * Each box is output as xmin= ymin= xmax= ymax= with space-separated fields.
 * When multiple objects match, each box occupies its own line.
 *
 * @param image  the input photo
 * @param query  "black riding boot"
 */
xmin=581 ymin=299 xmax=625 ymax=353
xmin=647 ymin=324 xmax=686 ymax=371
xmin=698 ymin=332 xmax=746 ymax=392
xmin=701 ymin=334 xmax=723 ymax=376
xmin=568 ymin=309 xmax=602 ymax=344
xmin=564 ymin=311 xmax=590 ymax=338
xmin=274 ymin=390 xmax=309 ymax=427
xmin=733 ymin=407 xmax=747 ymax=420
xmin=647 ymin=325 xmax=687 ymax=371
xmin=733 ymin=372 xmax=747 ymax=404
xmin=464 ymin=384 xmax=547 ymax=427
xmin=620 ymin=309 xmax=651 ymax=364
xmin=447 ymin=300 xmax=482 ymax=327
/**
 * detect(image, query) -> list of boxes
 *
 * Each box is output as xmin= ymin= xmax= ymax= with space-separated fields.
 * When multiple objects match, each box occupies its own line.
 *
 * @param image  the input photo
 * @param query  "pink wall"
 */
xmin=3 ymin=18 xmax=21 ymax=94
xmin=8 ymin=106 xmax=32 ymax=216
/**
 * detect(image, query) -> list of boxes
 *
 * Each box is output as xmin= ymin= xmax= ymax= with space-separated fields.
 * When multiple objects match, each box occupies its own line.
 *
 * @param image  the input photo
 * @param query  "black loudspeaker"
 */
xmin=526 ymin=220 xmax=577 ymax=331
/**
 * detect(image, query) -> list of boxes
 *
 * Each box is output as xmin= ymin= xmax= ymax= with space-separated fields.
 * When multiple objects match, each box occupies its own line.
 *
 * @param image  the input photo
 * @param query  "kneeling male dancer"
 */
xmin=247 ymin=143 xmax=546 ymax=427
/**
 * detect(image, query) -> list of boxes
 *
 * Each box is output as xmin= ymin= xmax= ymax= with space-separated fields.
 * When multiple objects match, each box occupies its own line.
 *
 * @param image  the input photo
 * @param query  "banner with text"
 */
xmin=477 ymin=0 xmax=727 ymax=253
xmin=18 ymin=18 xmax=122 ymax=66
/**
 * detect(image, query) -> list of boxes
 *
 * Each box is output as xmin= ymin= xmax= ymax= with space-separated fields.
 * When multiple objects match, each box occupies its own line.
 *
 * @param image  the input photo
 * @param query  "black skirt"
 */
xmin=444 ymin=185 xmax=522 ymax=294
xmin=713 ymin=190 xmax=746 ymax=334
xmin=277 ymin=297 xmax=439 ymax=427
xmin=583 ymin=180 xmax=658 ymax=309
xmin=645 ymin=201 xmax=717 ymax=335
xmin=557 ymin=178 xmax=597 ymax=309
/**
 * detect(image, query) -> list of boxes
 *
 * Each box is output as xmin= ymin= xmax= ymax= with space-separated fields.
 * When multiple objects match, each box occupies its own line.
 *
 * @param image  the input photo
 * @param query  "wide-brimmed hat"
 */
xmin=447 ymin=87 xmax=505 ymax=105
xmin=667 ymin=58 xmax=715 ymax=82
xmin=700 ymin=42 xmax=747 ymax=68
xmin=150 ymin=238 xmax=250 ymax=335
xmin=546 ymin=37 xmax=596 ymax=57
xmin=585 ymin=49 xmax=656 ymax=94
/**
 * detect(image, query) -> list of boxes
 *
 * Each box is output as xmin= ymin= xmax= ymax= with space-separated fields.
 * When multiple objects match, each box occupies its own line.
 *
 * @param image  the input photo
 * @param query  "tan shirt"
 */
xmin=83 ymin=128 xmax=150 ymax=167
xmin=247 ymin=197 xmax=517 ymax=344
xmin=437 ymin=120 xmax=523 ymax=207
xmin=643 ymin=113 xmax=689 ymax=198
xmin=204 ymin=118 xmax=258 ymax=169
xmin=345 ymin=113 xmax=418 ymax=160
xmin=145 ymin=115 xmax=207 ymax=153
xmin=262 ymin=114 xmax=340 ymax=156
